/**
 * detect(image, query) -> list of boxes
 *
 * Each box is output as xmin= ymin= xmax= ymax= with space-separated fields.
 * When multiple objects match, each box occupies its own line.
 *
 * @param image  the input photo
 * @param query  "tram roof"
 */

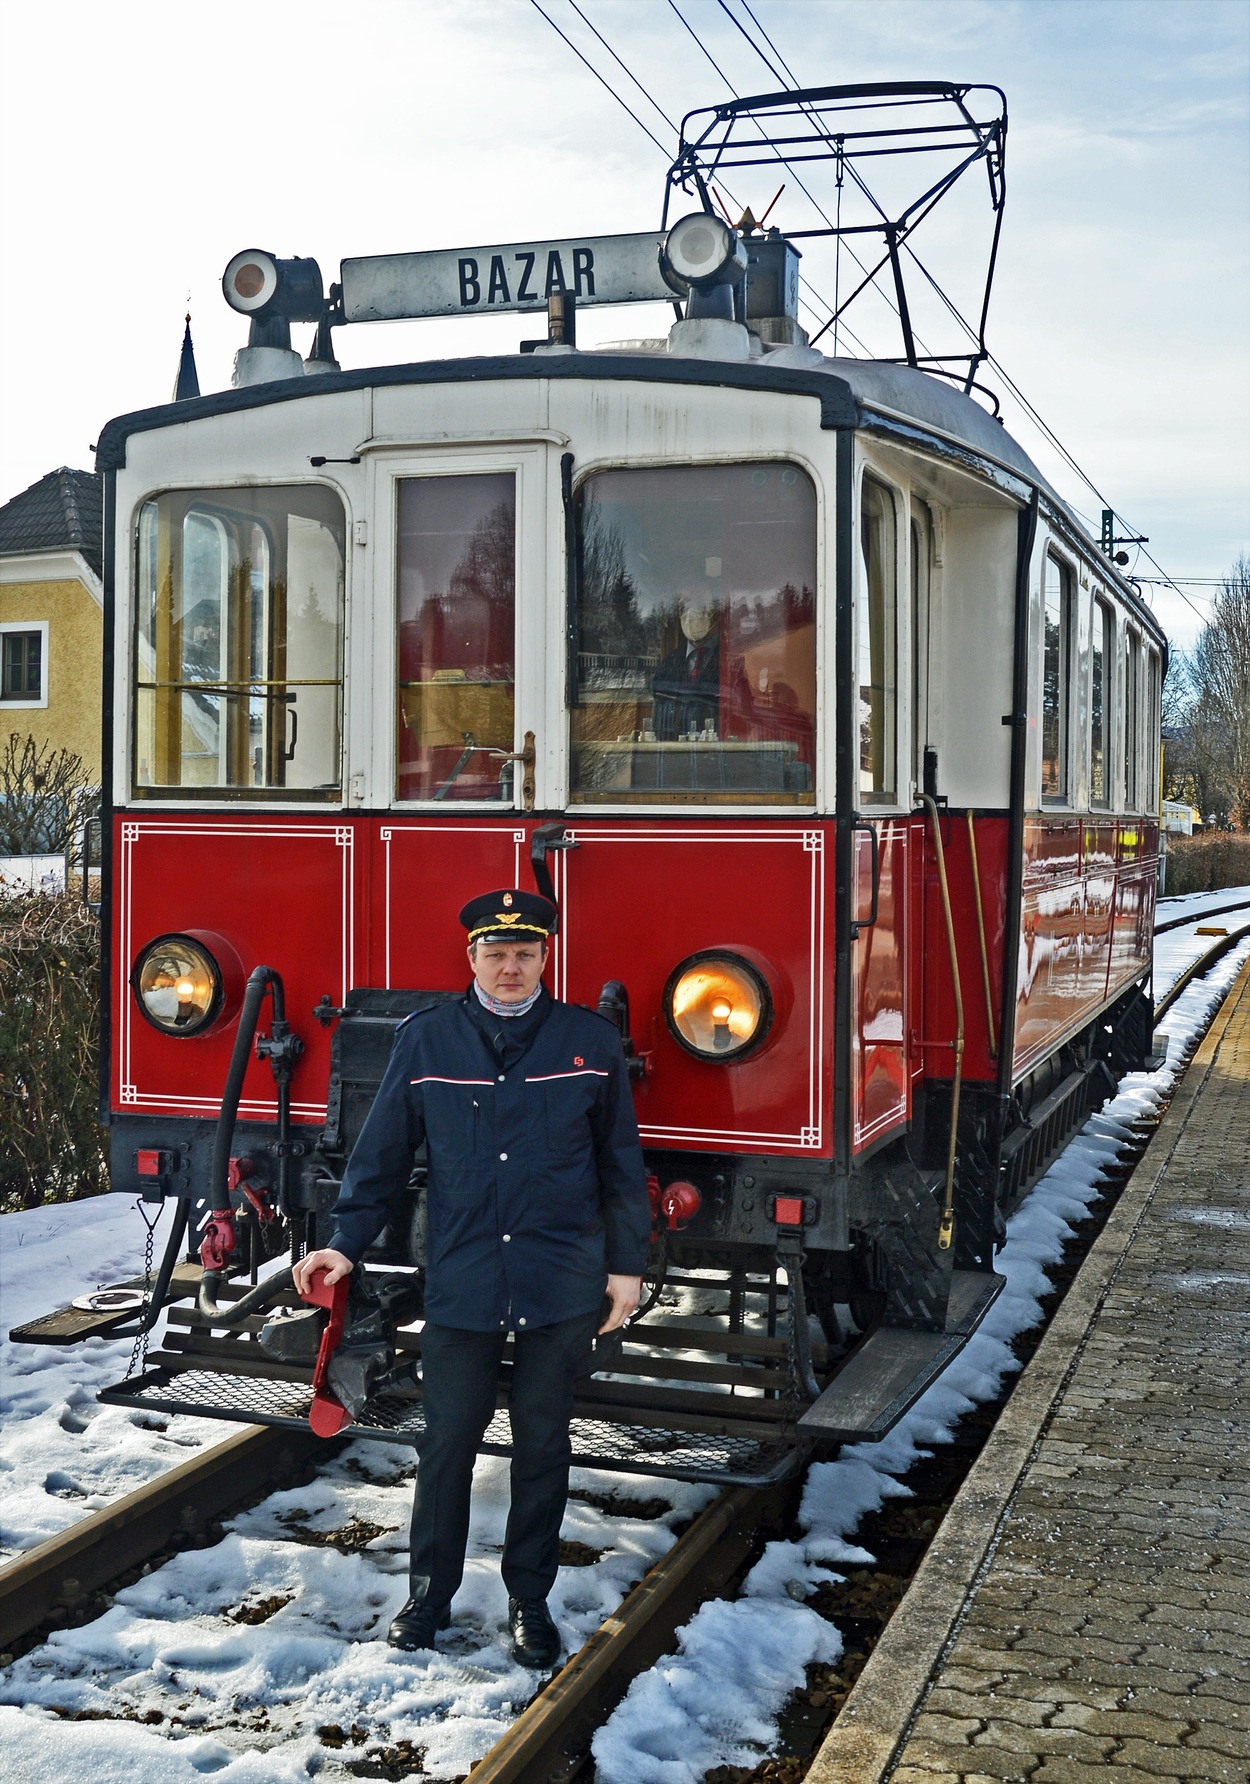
xmin=93 ymin=348 xmax=1164 ymax=645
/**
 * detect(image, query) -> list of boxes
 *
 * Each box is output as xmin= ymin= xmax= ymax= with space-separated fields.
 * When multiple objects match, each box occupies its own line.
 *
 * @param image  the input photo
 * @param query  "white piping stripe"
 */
xmin=410 ymin=1075 xmax=495 ymax=1086
xmin=524 ymin=1069 xmax=609 ymax=1082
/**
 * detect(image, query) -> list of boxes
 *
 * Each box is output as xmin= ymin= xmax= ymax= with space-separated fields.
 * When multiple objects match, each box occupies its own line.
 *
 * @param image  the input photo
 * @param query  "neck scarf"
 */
xmin=473 ymin=978 xmax=544 ymax=1019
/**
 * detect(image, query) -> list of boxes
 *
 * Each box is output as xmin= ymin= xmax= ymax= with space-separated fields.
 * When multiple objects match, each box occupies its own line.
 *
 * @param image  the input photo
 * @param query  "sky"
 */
xmin=1 ymin=0 xmax=1246 ymax=651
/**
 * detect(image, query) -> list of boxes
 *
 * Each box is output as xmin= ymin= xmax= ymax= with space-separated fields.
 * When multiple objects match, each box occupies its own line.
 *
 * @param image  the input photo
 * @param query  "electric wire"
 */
xmin=530 ymin=0 xmax=1200 ymax=623
xmin=525 ymin=0 xmax=671 ymax=156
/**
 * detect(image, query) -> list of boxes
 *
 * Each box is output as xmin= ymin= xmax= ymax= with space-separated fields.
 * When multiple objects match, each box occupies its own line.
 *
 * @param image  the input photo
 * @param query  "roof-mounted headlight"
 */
xmin=663 ymin=950 xmax=773 ymax=1062
xmin=222 ymin=249 xmax=325 ymax=323
xmin=131 ymin=933 xmax=237 ymax=1037
xmin=659 ymin=213 xmax=749 ymax=295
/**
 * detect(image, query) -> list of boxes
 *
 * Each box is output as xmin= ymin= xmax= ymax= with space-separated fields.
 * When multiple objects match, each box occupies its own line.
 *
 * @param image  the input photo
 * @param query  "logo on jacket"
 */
xmin=574 ymin=1055 xmax=584 ymax=1066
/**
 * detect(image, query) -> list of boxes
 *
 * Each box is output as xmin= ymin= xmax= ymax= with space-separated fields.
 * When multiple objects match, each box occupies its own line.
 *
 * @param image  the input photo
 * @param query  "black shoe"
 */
xmin=508 ymin=1596 xmax=561 ymax=1668
xmin=387 ymin=1597 xmax=449 ymax=1651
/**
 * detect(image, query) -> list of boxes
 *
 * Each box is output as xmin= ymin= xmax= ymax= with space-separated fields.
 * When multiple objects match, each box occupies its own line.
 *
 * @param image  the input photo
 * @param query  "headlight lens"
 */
xmin=664 ymin=952 xmax=772 ymax=1061
xmin=132 ymin=935 xmax=223 ymax=1035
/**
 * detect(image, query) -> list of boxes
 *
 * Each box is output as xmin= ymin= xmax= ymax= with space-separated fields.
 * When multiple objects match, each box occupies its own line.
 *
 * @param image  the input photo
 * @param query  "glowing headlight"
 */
xmin=132 ymin=935 xmax=223 ymax=1036
xmin=663 ymin=952 xmax=772 ymax=1062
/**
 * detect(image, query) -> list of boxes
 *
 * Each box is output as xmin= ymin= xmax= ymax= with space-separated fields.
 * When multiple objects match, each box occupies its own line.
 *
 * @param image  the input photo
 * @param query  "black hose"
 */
xmin=197 ymin=1265 xmax=295 ymax=1326
xmin=210 ymin=966 xmax=278 ymax=1213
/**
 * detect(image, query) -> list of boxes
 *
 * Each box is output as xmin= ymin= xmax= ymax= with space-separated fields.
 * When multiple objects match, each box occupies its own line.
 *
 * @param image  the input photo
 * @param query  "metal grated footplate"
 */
xmin=100 ymin=1364 xmax=803 ymax=1486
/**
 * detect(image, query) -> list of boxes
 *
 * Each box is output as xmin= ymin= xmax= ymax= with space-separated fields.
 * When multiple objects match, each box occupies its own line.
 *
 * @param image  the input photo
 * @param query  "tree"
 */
xmin=0 ymin=733 xmax=98 ymax=857
xmin=1164 ymin=557 xmax=1250 ymax=830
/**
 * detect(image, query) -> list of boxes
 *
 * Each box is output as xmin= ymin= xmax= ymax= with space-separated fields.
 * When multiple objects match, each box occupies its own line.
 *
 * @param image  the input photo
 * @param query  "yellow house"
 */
xmin=0 ymin=467 xmax=104 ymax=781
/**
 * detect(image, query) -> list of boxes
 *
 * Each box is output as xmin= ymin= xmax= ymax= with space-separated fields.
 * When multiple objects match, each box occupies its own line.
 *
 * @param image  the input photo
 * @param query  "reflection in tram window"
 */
xmin=859 ymin=478 xmax=898 ymax=803
xmin=569 ymin=464 xmax=816 ymax=804
xmin=1091 ymin=596 xmax=1113 ymax=807
xmin=395 ymin=474 xmax=516 ymax=802
xmin=134 ymin=487 xmax=345 ymax=797
xmin=1042 ymin=553 xmax=1072 ymax=803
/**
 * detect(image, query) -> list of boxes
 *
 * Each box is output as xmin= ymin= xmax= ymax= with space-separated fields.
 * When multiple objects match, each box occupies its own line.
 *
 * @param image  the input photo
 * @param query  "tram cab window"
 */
xmin=859 ymin=477 xmax=898 ymax=803
xmin=1124 ymin=628 xmax=1141 ymax=808
xmin=134 ymin=486 xmax=345 ymax=797
xmin=569 ymin=464 xmax=816 ymax=804
xmin=395 ymin=473 xmax=516 ymax=802
xmin=1041 ymin=553 xmax=1072 ymax=804
xmin=1090 ymin=596 xmax=1113 ymax=807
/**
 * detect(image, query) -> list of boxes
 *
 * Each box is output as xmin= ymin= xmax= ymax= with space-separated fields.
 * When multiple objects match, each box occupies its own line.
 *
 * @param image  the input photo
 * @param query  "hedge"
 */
xmin=1162 ymin=831 xmax=1250 ymax=898
xmin=0 ymin=891 xmax=109 ymax=1212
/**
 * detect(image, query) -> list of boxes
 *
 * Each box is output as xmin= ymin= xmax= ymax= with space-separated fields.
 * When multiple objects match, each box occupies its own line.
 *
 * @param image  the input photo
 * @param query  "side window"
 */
xmin=1090 ymin=596 xmax=1113 ymax=808
xmin=1041 ymin=553 xmax=1072 ymax=803
xmin=569 ymin=463 xmax=816 ymax=804
xmin=859 ymin=477 xmax=898 ymax=804
xmin=911 ymin=503 xmax=931 ymax=789
xmin=1123 ymin=628 xmax=1141 ymax=809
xmin=135 ymin=486 xmax=345 ymax=797
xmin=1145 ymin=646 xmax=1160 ymax=809
xmin=395 ymin=473 xmax=516 ymax=802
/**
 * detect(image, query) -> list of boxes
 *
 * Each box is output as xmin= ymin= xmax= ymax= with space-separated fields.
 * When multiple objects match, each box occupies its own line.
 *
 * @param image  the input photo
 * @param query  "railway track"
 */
xmin=3 ymin=915 xmax=1248 ymax=1778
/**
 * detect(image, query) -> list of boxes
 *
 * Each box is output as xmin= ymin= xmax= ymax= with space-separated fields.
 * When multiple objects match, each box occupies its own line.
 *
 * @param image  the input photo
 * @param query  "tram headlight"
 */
xmin=132 ymin=935 xmax=224 ymax=1036
xmin=663 ymin=951 xmax=773 ymax=1062
xmin=659 ymin=212 xmax=749 ymax=295
xmin=222 ymin=249 xmax=325 ymax=322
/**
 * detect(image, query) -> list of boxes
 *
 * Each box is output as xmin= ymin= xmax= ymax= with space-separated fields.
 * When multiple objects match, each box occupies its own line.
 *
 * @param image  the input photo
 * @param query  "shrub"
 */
xmin=0 ymin=891 xmax=108 ymax=1211
xmin=1161 ymin=831 xmax=1250 ymax=897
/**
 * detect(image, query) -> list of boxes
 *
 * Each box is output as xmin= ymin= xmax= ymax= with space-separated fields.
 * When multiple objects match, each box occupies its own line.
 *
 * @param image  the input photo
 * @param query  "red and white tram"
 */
xmin=24 ymin=87 xmax=1166 ymax=1484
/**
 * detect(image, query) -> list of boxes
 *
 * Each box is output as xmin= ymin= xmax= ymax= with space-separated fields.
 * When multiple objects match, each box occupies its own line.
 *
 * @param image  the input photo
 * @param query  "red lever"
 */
xmin=300 ymin=1269 xmax=352 ymax=1438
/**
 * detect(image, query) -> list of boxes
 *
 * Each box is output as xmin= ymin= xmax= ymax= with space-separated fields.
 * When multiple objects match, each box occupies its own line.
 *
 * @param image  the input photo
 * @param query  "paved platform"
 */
xmin=810 ymin=956 xmax=1250 ymax=1784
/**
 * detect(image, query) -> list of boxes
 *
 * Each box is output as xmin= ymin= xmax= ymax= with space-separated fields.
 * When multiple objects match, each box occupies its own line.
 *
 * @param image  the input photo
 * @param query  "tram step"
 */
xmin=797 ymin=1268 xmax=1005 ymax=1443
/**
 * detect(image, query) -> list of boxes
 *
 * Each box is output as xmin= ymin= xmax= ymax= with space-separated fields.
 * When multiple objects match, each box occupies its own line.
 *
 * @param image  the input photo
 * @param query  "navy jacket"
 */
xmin=328 ymin=988 xmax=651 ymax=1332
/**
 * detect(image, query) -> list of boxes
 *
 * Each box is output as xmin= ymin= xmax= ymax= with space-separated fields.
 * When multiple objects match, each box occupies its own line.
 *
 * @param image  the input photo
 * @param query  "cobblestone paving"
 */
xmin=885 ymin=967 xmax=1250 ymax=1784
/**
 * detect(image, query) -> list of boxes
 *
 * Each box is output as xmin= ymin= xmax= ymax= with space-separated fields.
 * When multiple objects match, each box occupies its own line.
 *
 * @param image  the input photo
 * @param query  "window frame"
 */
xmin=857 ymin=470 xmax=902 ymax=809
xmin=129 ymin=482 xmax=348 ymax=803
xmin=1089 ymin=594 xmax=1114 ymax=810
xmin=565 ymin=454 xmax=824 ymax=813
xmin=1040 ymin=550 xmax=1074 ymax=807
xmin=0 ymin=621 xmax=49 ymax=708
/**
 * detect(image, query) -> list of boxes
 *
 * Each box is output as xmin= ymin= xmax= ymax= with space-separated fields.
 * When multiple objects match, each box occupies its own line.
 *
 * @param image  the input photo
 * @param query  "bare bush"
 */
xmin=0 ymin=892 xmax=108 ymax=1210
xmin=1161 ymin=831 xmax=1250 ymax=897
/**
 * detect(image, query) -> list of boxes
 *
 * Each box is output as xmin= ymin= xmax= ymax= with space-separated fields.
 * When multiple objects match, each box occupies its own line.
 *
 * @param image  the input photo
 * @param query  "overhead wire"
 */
xmin=529 ymin=0 xmax=1199 ymax=624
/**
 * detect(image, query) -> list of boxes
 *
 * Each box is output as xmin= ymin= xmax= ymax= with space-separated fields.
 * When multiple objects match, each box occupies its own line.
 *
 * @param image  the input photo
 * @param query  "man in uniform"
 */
xmin=293 ymin=888 xmax=650 ymax=1668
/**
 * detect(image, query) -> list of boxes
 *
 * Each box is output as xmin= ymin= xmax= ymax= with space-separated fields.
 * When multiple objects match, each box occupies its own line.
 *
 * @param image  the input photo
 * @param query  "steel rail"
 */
xmin=0 ymin=1424 xmax=328 ymax=1651
xmin=1154 ymin=896 xmax=1250 ymax=935
xmin=1153 ymin=919 xmax=1250 ymax=1023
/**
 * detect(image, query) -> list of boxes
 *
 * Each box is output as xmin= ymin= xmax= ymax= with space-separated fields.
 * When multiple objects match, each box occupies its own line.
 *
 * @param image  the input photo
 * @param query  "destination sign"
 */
xmin=340 ymin=232 xmax=674 ymax=323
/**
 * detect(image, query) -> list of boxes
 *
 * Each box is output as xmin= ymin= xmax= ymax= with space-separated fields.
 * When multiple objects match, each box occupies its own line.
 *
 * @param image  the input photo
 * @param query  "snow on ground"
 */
xmin=0 ymin=1197 xmax=225 ymax=1556
xmin=0 ymin=916 xmax=1246 ymax=1780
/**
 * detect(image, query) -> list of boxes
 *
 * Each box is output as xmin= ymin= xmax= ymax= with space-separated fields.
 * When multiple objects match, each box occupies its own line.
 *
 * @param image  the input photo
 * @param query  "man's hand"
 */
xmin=292 ymin=1248 xmax=354 ymax=1297
xmin=599 ymin=1273 xmax=642 ymax=1334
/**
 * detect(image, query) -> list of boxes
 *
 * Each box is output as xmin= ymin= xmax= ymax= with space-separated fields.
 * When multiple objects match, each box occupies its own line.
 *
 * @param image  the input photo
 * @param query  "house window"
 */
xmin=1041 ymin=554 xmax=1071 ymax=803
xmin=1 ymin=625 xmax=47 ymax=705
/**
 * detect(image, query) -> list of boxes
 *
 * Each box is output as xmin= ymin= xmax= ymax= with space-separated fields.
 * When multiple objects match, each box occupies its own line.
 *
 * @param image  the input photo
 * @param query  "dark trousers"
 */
xmin=408 ymin=1309 xmax=598 ymax=1612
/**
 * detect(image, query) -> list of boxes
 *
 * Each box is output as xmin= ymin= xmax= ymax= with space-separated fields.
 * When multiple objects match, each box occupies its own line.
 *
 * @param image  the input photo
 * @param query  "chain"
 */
xmin=126 ymin=1200 xmax=162 ymax=1379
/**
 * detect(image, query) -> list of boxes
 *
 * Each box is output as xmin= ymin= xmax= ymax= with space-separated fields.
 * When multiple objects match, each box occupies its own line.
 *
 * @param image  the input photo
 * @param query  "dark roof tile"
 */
xmin=0 ymin=467 xmax=104 ymax=578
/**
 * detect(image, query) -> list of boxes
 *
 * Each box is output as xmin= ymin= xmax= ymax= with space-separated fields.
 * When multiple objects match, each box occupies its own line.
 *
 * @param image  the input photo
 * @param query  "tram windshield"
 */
xmin=570 ymin=463 xmax=817 ymax=804
xmin=133 ymin=486 xmax=345 ymax=798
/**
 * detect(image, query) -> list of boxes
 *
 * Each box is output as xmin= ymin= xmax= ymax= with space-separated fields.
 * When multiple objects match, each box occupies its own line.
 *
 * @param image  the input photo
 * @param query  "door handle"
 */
xmin=851 ymin=819 xmax=880 ymax=938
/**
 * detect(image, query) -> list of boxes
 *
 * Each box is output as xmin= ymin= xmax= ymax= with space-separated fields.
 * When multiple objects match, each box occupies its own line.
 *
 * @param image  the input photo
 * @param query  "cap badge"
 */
xmin=502 ymin=892 xmax=514 ymax=906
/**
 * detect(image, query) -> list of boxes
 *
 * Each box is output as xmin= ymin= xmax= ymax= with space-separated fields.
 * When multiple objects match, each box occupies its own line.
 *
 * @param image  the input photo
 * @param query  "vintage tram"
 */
xmin=20 ymin=87 xmax=1165 ymax=1484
